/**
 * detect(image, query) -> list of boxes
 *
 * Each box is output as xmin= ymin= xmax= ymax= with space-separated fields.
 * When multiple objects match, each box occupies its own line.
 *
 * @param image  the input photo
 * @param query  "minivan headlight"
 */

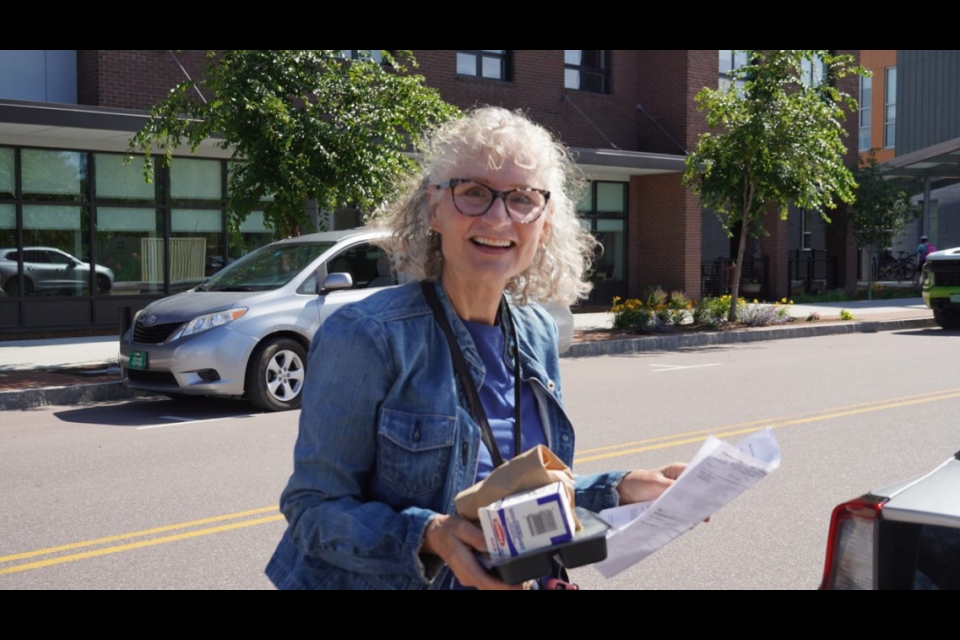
xmin=171 ymin=308 xmax=248 ymax=341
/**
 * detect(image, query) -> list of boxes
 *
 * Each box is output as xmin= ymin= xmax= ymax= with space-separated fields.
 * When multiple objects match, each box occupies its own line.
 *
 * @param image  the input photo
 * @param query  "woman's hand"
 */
xmin=616 ymin=463 xmax=688 ymax=505
xmin=422 ymin=514 xmax=525 ymax=590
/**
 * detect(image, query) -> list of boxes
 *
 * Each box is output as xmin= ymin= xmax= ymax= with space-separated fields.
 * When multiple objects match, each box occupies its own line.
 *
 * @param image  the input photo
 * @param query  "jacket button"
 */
xmin=547 ymin=379 xmax=556 ymax=392
xmin=561 ymin=434 xmax=569 ymax=442
xmin=413 ymin=424 xmax=421 ymax=442
xmin=461 ymin=442 xmax=469 ymax=464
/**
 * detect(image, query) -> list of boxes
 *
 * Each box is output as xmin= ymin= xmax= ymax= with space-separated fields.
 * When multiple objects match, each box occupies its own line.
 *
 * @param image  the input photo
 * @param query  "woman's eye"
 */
xmin=508 ymin=193 xmax=535 ymax=206
xmin=460 ymin=186 xmax=490 ymax=199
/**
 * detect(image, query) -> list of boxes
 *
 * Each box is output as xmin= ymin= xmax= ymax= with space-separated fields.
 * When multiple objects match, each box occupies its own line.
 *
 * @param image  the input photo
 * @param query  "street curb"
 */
xmin=0 ymin=382 xmax=152 ymax=411
xmin=562 ymin=316 xmax=939 ymax=358
xmin=0 ymin=317 xmax=939 ymax=409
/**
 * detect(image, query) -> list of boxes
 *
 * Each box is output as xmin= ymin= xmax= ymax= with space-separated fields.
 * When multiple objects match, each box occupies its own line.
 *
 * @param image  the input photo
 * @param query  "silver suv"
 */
xmin=120 ymin=228 xmax=573 ymax=412
xmin=0 ymin=247 xmax=115 ymax=296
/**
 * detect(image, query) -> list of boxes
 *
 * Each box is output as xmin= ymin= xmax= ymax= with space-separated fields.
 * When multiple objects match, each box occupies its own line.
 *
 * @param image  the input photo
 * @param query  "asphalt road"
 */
xmin=2 ymin=325 xmax=958 ymax=589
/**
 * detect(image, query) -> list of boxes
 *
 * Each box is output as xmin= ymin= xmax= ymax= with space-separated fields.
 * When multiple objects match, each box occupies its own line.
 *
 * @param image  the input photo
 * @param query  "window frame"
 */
xmin=859 ymin=75 xmax=873 ymax=152
xmin=564 ymin=50 xmax=609 ymax=94
xmin=456 ymin=50 xmax=511 ymax=81
xmin=885 ymin=66 xmax=897 ymax=149
xmin=718 ymin=50 xmax=749 ymax=90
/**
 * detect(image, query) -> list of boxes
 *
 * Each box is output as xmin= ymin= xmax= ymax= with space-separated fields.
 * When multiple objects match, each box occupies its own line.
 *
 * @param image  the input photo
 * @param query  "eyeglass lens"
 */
xmin=451 ymin=181 xmax=546 ymax=223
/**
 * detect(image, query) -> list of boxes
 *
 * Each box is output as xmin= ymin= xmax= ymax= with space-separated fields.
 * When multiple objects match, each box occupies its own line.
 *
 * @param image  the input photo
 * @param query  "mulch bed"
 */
xmin=0 ymin=365 xmax=120 ymax=393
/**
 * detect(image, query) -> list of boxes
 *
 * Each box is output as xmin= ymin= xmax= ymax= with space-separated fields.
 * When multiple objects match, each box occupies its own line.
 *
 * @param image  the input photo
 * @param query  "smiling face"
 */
xmin=430 ymin=155 xmax=551 ymax=300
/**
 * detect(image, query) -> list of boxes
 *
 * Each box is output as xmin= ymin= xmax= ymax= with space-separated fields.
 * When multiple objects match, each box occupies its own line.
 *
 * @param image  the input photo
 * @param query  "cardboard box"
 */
xmin=478 ymin=481 xmax=576 ymax=560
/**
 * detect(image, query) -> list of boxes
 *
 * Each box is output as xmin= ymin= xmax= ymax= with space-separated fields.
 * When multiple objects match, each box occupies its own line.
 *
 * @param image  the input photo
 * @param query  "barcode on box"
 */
xmin=526 ymin=509 xmax=558 ymax=536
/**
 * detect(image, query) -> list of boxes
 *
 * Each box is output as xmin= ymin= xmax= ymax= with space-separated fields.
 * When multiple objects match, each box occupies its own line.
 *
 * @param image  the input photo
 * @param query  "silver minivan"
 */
xmin=120 ymin=228 xmax=573 ymax=412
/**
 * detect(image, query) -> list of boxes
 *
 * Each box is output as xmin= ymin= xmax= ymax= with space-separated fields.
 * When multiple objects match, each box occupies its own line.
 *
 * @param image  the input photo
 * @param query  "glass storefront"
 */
xmin=0 ymin=146 xmax=282 ymax=331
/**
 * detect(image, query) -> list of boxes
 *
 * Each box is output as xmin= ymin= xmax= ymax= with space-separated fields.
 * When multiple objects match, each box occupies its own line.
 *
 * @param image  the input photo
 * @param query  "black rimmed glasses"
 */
xmin=437 ymin=179 xmax=550 ymax=224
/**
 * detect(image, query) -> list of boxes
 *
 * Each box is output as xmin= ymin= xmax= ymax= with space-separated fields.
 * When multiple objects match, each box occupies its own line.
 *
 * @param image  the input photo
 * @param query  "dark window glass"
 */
xmin=326 ymin=243 xmax=389 ymax=289
xmin=457 ymin=50 xmax=510 ymax=81
xmin=565 ymin=50 xmax=608 ymax=93
xmin=913 ymin=524 xmax=960 ymax=590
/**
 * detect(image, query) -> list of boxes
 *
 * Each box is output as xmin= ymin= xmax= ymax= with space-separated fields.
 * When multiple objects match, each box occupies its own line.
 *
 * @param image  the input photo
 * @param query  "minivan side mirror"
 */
xmin=320 ymin=272 xmax=353 ymax=294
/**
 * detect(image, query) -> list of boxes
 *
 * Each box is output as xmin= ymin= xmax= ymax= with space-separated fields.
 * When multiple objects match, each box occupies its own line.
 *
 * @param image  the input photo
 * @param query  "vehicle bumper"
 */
xmin=922 ymin=286 xmax=960 ymax=310
xmin=120 ymin=326 xmax=258 ymax=396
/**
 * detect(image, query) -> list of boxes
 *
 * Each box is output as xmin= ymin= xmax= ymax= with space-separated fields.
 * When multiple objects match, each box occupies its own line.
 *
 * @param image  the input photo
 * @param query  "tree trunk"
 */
xmin=728 ymin=219 xmax=750 ymax=323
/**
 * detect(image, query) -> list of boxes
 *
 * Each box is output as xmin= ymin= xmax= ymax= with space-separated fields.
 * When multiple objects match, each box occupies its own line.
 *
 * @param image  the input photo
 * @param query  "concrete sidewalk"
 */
xmin=0 ymin=297 xmax=939 ymax=410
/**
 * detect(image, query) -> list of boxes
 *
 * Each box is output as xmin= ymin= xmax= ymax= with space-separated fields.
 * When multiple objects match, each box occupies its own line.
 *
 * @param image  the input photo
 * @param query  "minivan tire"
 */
xmin=246 ymin=337 xmax=308 ymax=412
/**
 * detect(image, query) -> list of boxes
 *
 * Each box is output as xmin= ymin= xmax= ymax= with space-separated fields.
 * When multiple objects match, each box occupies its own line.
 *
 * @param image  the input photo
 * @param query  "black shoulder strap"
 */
xmin=421 ymin=281 xmax=505 ymax=468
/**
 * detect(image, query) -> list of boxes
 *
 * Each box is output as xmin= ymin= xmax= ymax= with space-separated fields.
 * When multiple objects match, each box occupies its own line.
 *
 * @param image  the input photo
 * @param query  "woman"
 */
xmin=265 ymin=107 xmax=686 ymax=590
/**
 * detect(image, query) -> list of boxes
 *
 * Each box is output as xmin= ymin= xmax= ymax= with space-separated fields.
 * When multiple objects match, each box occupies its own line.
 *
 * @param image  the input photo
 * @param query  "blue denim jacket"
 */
xmin=265 ymin=281 xmax=627 ymax=590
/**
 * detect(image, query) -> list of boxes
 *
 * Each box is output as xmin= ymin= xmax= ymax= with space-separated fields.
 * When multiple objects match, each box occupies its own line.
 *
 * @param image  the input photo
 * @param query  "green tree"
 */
xmin=127 ymin=50 xmax=460 ymax=237
xmin=839 ymin=152 xmax=921 ymax=298
xmin=683 ymin=50 xmax=867 ymax=321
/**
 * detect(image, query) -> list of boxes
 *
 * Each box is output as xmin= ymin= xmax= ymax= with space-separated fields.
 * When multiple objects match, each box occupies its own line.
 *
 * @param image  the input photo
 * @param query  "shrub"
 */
xmin=840 ymin=309 xmax=855 ymax=321
xmin=701 ymin=295 xmax=735 ymax=328
xmin=739 ymin=300 xmax=792 ymax=327
xmin=610 ymin=297 xmax=653 ymax=331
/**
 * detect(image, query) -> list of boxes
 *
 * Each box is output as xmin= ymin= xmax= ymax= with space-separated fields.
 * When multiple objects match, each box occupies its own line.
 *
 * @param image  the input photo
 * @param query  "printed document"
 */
xmin=594 ymin=427 xmax=781 ymax=578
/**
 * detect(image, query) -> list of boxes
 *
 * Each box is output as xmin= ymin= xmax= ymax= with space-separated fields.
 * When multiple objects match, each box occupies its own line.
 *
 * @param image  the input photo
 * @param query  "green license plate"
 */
xmin=129 ymin=351 xmax=149 ymax=370
xmin=951 ymin=294 xmax=960 ymax=303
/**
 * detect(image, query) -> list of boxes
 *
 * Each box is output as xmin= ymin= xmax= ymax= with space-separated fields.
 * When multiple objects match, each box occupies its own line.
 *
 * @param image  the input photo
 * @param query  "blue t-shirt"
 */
xmin=461 ymin=318 xmax=548 ymax=482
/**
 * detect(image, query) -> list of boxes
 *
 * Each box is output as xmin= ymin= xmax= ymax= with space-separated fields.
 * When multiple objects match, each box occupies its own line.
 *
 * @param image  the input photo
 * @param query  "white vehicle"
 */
xmin=120 ymin=228 xmax=573 ymax=412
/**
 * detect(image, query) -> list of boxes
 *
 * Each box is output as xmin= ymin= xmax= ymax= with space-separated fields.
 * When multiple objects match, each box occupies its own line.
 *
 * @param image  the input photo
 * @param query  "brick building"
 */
xmin=0 ymin=50 xmax=862 ymax=334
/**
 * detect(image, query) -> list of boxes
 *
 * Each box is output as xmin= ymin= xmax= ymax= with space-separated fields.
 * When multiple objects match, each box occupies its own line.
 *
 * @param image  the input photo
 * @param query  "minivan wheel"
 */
xmin=246 ymin=337 xmax=307 ymax=412
xmin=933 ymin=308 xmax=960 ymax=330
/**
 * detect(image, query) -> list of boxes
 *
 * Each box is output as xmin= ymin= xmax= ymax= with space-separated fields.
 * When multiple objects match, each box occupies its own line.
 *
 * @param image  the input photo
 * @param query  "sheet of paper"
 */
xmin=594 ymin=427 xmax=781 ymax=578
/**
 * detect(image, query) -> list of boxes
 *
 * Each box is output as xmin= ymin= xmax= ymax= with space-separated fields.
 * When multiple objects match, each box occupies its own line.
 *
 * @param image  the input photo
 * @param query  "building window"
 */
xmin=859 ymin=75 xmax=873 ymax=151
xmin=800 ymin=209 xmax=816 ymax=250
xmin=457 ymin=50 xmax=510 ymax=81
xmin=885 ymin=66 xmax=897 ymax=149
xmin=719 ymin=50 xmax=749 ymax=90
xmin=565 ymin=51 xmax=608 ymax=93
xmin=800 ymin=54 xmax=827 ymax=87
xmin=340 ymin=50 xmax=387 ymax=64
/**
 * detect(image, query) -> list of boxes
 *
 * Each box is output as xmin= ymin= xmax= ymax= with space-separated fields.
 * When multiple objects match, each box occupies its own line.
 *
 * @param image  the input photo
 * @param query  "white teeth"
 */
xmin=472 ymin=237 xmax=513 ymax=248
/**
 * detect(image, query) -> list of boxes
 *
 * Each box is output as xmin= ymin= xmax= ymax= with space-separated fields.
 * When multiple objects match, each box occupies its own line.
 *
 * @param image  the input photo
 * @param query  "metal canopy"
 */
xmin=881 ymin=135 xmax=960 ymax=191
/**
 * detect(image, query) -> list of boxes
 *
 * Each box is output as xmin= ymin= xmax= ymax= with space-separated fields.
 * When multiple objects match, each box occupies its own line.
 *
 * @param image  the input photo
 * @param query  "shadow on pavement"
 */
xmin=53 ymin=395 xmax=269 ymax=427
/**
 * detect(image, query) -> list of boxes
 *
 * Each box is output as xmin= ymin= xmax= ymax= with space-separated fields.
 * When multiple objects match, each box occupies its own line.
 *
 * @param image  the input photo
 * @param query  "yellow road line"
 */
xmin=574 ymin=387 xmax=960 ymax=456
xmin=6 ymin=388 xmax=960 ymax=576
xmin=0 ymin=506 xmax=279 ymax=564
xmin=575 ymin=390 xmax=960 ymax=464
xmin=1 ymin=515 xmax=284 ymax=576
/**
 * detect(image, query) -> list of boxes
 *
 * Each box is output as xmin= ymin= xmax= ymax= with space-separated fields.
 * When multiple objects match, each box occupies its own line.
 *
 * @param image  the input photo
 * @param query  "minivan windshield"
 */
xmin=196 ymin=242 xmax=335 ymax=292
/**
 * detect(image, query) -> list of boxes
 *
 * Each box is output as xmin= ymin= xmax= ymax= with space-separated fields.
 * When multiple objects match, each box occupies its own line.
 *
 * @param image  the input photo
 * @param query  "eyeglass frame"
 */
xmin=435 ymin=178 xmax=551 ymax=224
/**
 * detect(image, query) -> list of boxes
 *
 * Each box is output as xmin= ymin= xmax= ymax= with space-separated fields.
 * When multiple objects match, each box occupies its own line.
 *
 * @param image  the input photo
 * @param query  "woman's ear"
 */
xmin=539 ymin=219 xmax=551 ymax=246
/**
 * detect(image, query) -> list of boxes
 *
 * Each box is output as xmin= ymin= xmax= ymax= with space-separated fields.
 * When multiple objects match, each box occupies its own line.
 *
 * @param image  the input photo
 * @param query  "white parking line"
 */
xmin=650 ymin=363 xmax=722 ymax=372
xmin=135 ymin=416 xmax=238 ymax=430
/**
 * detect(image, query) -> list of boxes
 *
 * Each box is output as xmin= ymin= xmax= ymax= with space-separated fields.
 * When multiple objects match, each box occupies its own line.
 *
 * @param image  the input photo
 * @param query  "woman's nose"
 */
xmin=485 ymin=193 xmax=512 ymax=223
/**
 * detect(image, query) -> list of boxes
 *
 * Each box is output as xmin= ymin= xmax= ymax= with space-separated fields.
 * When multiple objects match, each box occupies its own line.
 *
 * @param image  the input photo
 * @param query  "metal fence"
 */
xmin=701 ymin=257 xmax=769 ymax=299
xmin=787 ymin=250 xmax=837 ymax=295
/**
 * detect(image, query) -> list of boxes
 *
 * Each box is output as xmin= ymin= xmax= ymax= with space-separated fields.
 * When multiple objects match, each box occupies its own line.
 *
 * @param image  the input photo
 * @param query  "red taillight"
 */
xmin=819 ymin=495 xmax=885 ymax=590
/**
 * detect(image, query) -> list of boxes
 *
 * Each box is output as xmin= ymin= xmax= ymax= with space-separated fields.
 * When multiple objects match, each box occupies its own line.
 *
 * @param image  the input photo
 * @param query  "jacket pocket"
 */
xmin=378 ymin=409 xmax=456 ymax=498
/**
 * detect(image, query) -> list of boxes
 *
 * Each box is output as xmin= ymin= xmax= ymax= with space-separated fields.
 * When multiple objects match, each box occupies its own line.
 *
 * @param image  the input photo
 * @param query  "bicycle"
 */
xmin=878 ymin=251 xmax=917 ymax=282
